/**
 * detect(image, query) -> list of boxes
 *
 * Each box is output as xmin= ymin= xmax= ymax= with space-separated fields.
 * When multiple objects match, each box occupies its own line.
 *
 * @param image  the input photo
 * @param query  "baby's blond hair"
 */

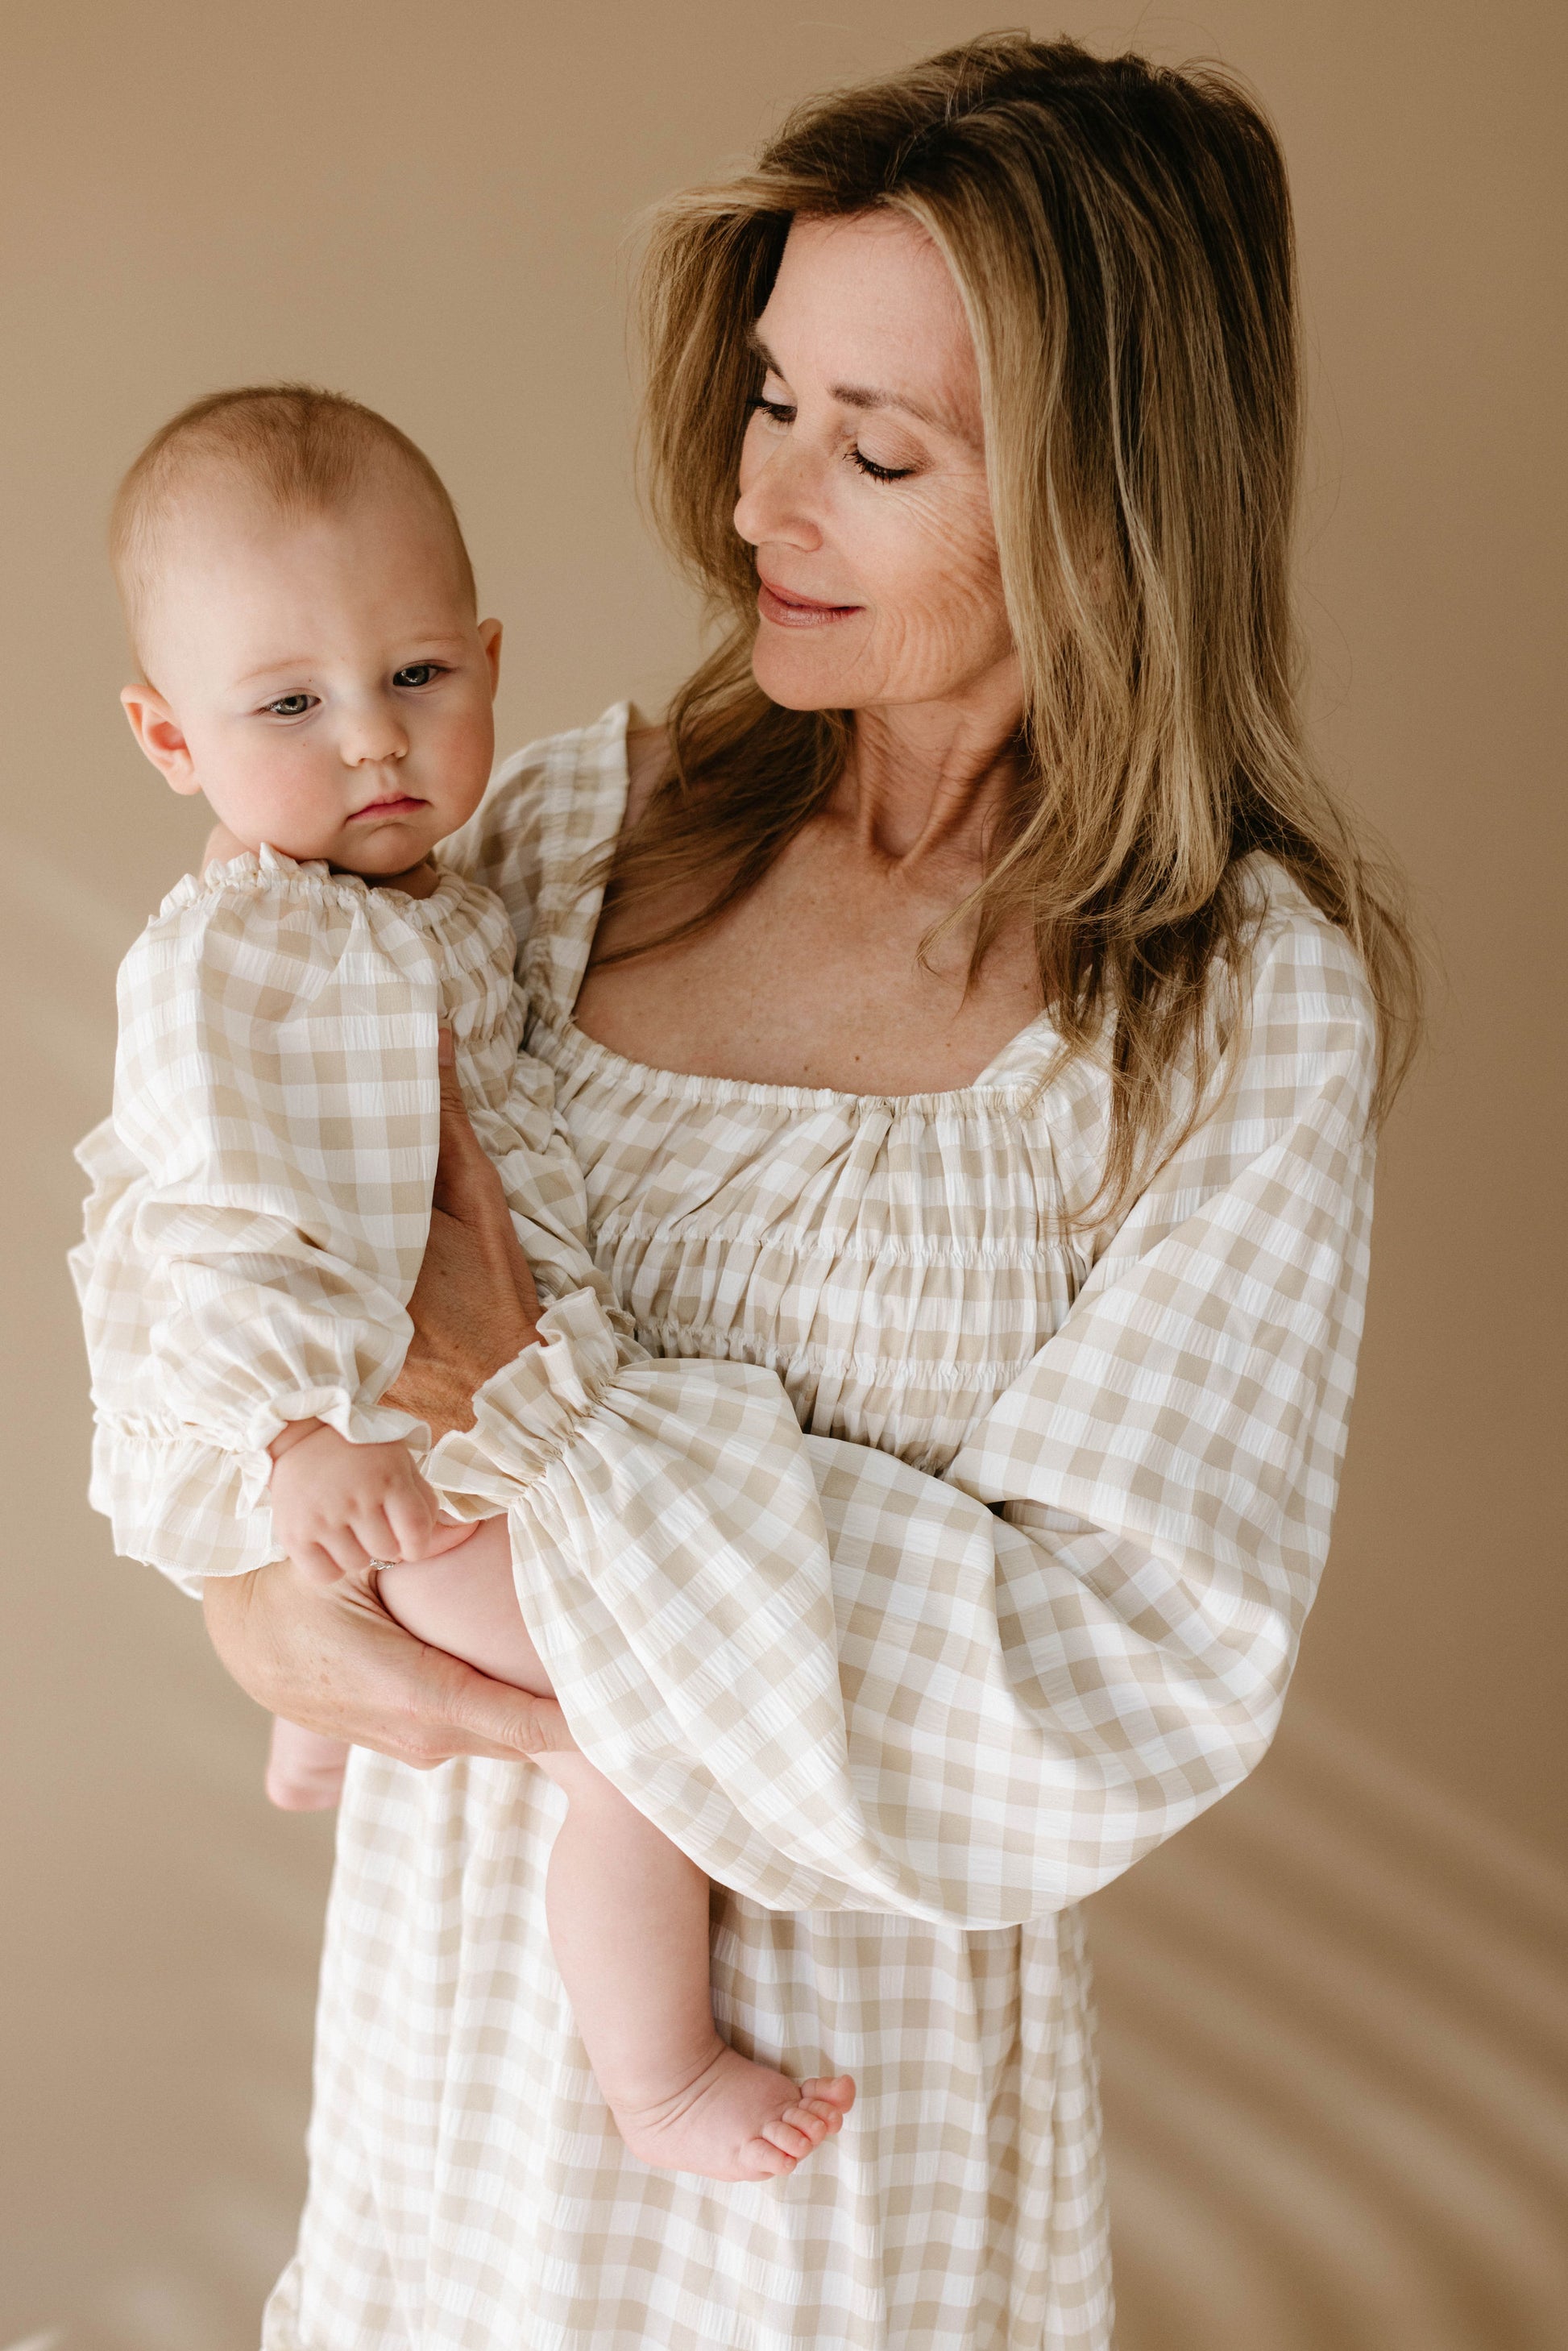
xmin=110 ymin=383 xmax=476 ymax=669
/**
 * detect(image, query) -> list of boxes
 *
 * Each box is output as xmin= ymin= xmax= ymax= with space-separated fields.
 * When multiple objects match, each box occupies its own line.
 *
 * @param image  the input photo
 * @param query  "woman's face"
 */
xmin=735 ymin=209 xmax=1018 ymax=719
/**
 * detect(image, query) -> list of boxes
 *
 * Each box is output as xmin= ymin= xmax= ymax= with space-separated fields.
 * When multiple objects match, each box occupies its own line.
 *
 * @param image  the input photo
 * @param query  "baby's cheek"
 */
xmin=436 ymin=701 xmax=497 ymax=807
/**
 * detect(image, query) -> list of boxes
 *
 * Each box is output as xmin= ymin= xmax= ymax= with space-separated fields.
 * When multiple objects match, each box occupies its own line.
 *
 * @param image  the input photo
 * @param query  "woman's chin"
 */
xmin=749 ymin=640 xmax=861 ymax=714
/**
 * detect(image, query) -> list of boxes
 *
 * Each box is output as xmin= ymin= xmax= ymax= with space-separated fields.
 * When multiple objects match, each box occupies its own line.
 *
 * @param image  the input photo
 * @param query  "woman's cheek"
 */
xmin=871 ymin=498 xmax=1006 ymax=665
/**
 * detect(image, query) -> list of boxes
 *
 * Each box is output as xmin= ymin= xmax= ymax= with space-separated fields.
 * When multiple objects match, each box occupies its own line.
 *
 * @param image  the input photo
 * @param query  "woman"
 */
xmin=206 ymin=34 xmax=1418 ymax=2349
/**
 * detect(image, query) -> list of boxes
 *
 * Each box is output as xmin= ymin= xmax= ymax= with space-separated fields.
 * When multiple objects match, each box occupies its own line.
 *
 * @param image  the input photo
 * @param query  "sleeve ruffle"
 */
xmin=425 ymin=1286 xmax=623 ymax=1513
xmin=87 ymin=1421 xmax=286 ymax=1597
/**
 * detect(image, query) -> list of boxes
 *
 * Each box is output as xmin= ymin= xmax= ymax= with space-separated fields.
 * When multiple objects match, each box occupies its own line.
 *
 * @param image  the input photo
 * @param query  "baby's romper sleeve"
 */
xmin=424 ymin=894 xmax=1379 ymax=1926
xmin=73 ymin=852 xmax=442 ymax=1594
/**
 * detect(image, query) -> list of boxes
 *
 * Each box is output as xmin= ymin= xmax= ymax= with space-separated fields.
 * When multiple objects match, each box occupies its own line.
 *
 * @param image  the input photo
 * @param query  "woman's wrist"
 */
xmin=386 ymin=1317 xmax=541 ymax=1443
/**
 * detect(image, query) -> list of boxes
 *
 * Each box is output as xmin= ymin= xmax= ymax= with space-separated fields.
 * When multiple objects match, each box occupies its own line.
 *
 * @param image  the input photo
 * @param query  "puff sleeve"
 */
xmin=73 ymin=853 xmax=442 ymax=1589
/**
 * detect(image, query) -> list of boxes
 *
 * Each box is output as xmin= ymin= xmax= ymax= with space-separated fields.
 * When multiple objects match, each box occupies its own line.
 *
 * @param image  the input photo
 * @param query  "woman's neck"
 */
xmin=837 ymin=693 xmax=1023 ymax=871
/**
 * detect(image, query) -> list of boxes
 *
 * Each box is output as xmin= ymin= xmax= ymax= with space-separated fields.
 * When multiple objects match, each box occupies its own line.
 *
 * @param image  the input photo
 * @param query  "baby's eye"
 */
xmin=392 ymin=662 xmax=446 ymax=690
xmin=263 ymin=692 xmax=317 ymax=718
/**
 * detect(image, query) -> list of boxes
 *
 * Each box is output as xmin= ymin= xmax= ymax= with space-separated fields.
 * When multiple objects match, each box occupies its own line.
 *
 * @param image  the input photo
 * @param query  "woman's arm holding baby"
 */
xmin=380 ymin=1035 xmax=545 ymax=1437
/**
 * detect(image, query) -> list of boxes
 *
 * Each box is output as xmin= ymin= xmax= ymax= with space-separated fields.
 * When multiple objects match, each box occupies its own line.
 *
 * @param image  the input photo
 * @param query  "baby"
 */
xmin=72 ymin=384 xmax=852 ymax=2183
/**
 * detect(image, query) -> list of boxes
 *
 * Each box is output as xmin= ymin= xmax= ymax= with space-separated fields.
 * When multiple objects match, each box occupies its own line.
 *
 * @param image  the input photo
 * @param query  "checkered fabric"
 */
xmin=71 ymin=845 xmax=607 ymax=1590
xmin=263 ymin=707 xmax=1378 ymax=2349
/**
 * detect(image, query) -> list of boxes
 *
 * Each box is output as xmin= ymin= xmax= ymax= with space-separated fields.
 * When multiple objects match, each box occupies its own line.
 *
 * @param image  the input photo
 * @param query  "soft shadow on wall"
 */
xmin=1090 ymin=1709 xmax=1568 ymax=2350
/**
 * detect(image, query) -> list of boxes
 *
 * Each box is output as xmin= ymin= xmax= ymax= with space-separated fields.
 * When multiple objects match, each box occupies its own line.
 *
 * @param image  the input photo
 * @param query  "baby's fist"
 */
xmin=268 ymin=1421 xmax=450 ymax=1586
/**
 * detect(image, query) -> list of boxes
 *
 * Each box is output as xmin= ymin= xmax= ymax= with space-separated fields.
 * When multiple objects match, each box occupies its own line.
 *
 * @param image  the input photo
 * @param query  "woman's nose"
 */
xmin=734 ymin=442 xmax=824 ymax=554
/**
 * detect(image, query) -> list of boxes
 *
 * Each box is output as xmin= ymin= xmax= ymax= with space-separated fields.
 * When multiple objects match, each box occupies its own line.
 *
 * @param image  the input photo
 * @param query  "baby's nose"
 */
xmin=342 ymin=711 xmax=409 ymax=764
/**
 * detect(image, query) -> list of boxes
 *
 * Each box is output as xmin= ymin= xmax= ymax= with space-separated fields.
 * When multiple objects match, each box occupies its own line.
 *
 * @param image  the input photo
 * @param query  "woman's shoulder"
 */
xmin=623 ymin=718 xmax=670 ymax=828
xmin=1237 ymin=856 xmax=1378 ymax=1035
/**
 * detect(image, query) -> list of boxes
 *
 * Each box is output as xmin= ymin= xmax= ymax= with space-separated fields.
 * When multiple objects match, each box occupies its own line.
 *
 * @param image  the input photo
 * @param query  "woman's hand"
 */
xmin=385 ymin=1034 xmax=543 ymax=1441
xmin=203 ymin=1556 xmax=575 ymax=1765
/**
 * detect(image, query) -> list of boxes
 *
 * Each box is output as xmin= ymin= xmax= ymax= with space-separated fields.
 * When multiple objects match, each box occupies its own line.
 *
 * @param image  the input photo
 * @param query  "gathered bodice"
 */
xmin=506 ymin=708 xmax=1106 ymax=1476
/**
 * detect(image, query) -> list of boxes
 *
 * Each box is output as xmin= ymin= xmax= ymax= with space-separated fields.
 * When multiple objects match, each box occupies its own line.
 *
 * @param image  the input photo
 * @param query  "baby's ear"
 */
xmin=479 ymin=618 xmax=502 ymax=697
xmin=120 ymin=683 xmax=201 ymax=795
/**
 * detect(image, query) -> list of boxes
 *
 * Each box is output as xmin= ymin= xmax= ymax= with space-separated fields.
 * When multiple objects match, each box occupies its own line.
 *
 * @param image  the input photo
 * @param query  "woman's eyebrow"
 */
xmin=749 ymin=328 xmax=968 ymax=439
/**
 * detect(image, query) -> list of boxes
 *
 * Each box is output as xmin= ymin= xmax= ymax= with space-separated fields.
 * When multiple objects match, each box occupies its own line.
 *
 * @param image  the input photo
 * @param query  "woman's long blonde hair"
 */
xmin=608 ymin=32 xmax=1421 ymax=1213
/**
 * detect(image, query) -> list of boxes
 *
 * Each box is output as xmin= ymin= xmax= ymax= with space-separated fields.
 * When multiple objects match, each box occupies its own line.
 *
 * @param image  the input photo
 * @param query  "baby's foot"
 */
xmin=609 ymin=2046 xmax=856 ymax=2183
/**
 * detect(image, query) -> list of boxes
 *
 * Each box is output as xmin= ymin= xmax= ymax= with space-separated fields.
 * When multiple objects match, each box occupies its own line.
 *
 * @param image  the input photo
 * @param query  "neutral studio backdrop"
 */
xmin=2 ymin=4 xmax=1563 ymax=2346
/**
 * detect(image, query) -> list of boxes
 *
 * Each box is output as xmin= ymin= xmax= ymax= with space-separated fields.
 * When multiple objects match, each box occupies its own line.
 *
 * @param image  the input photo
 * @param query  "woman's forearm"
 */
xmin=384 ymin=1035 xmax=542 ymax=1439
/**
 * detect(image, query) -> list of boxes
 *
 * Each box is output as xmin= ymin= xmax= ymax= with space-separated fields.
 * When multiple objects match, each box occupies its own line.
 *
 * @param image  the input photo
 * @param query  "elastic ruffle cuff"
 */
xmin=425 ymin=1286 xmax=621 ymax=1513
xmin=89 ymin=1423 xmax=288 ymax=1595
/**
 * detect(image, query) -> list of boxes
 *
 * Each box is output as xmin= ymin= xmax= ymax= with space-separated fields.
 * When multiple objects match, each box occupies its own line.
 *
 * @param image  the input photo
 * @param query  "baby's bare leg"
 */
xmin=377 ymin=1520 xmax=854 ymax=2181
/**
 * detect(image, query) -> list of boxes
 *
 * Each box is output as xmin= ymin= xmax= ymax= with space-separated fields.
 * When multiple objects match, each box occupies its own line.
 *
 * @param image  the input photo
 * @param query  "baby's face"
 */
xmin=122 ymin=483 xmax=501 ymax=881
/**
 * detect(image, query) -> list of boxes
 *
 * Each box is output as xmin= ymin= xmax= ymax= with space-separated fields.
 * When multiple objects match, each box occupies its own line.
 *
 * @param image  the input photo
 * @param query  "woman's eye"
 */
xmin=392 ymin=662 xmax=445 ymax=690
xmin=745 ymin=388 xmax=913 ymax=483
xmin=263 ymin=693 xmax=316 ymax=718
xmin=850 ymin=448 xmax=916 ymax=483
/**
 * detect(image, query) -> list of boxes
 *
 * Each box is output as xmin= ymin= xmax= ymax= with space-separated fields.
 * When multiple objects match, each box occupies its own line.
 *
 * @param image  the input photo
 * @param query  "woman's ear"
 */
xmin=120 ymin=683 xmax=201 ymax=795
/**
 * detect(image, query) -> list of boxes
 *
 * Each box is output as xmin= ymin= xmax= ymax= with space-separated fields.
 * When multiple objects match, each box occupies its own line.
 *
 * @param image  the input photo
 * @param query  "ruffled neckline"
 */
xmin=533 ymin=1005 xmax=1062 ymax=1119
xmin=160 ymin=842 xmax=476 ymax=935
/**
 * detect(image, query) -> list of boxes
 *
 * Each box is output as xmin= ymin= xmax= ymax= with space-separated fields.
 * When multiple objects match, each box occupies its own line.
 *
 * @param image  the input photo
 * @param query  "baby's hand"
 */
xmin=267 ymin=1419 xmax=473 ymax=1586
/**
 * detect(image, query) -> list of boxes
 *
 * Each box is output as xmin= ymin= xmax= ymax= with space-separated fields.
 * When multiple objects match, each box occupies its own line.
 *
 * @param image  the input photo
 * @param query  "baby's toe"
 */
xmin=761 ymin=2113 xmax=817 ymax=2158
xmin=799 ymin=2073 xmax=857 ymax=2113
xmin=784 ymin=2102 xmax=835 ymax=2146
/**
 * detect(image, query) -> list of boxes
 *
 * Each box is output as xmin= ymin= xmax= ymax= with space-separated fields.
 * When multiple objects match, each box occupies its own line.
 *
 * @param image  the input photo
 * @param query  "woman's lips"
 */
xmin=757 ymin=577 xmax=861 ymax=628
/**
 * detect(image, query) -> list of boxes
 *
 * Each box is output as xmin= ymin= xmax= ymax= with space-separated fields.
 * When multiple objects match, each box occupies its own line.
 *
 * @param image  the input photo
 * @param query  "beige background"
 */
xmin=2 ymin=3 xmax=1563 ymax=2346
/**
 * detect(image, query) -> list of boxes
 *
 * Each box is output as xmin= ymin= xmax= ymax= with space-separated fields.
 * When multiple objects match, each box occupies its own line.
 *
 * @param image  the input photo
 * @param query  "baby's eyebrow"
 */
xmin=747 ymin=326 xmax=973 ymax=444
xmin=237 ymin=655 xmax=315 ymax=685
xmin=235 ymin=634 xmax=473 ymax=687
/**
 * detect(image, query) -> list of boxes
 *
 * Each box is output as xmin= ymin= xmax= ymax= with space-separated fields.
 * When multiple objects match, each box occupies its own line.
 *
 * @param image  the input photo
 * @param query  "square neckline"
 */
xmin=538 ymin=704 xmax=1060 ymax=1117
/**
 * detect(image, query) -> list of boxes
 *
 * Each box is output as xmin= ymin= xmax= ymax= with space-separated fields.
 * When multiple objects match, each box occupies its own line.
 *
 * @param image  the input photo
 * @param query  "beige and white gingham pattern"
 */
xmin=264 ymin=707 xmax=1377 ymax=2349
xmin=71 ymin=844 xmax=606 ymax=1591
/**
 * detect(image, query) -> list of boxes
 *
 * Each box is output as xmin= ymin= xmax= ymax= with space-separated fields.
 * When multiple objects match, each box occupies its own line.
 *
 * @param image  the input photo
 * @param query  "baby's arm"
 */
xmin=77 ymin=868 xmax=448 ymax=1590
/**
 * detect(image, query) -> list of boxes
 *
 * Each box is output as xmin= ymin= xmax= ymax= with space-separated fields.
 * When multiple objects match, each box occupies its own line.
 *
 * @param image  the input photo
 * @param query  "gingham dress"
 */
xmin=260 ymin=706 xmax=1379 ymax=2349
xmin=71 ymin=848 xmax=606 ymax=1592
